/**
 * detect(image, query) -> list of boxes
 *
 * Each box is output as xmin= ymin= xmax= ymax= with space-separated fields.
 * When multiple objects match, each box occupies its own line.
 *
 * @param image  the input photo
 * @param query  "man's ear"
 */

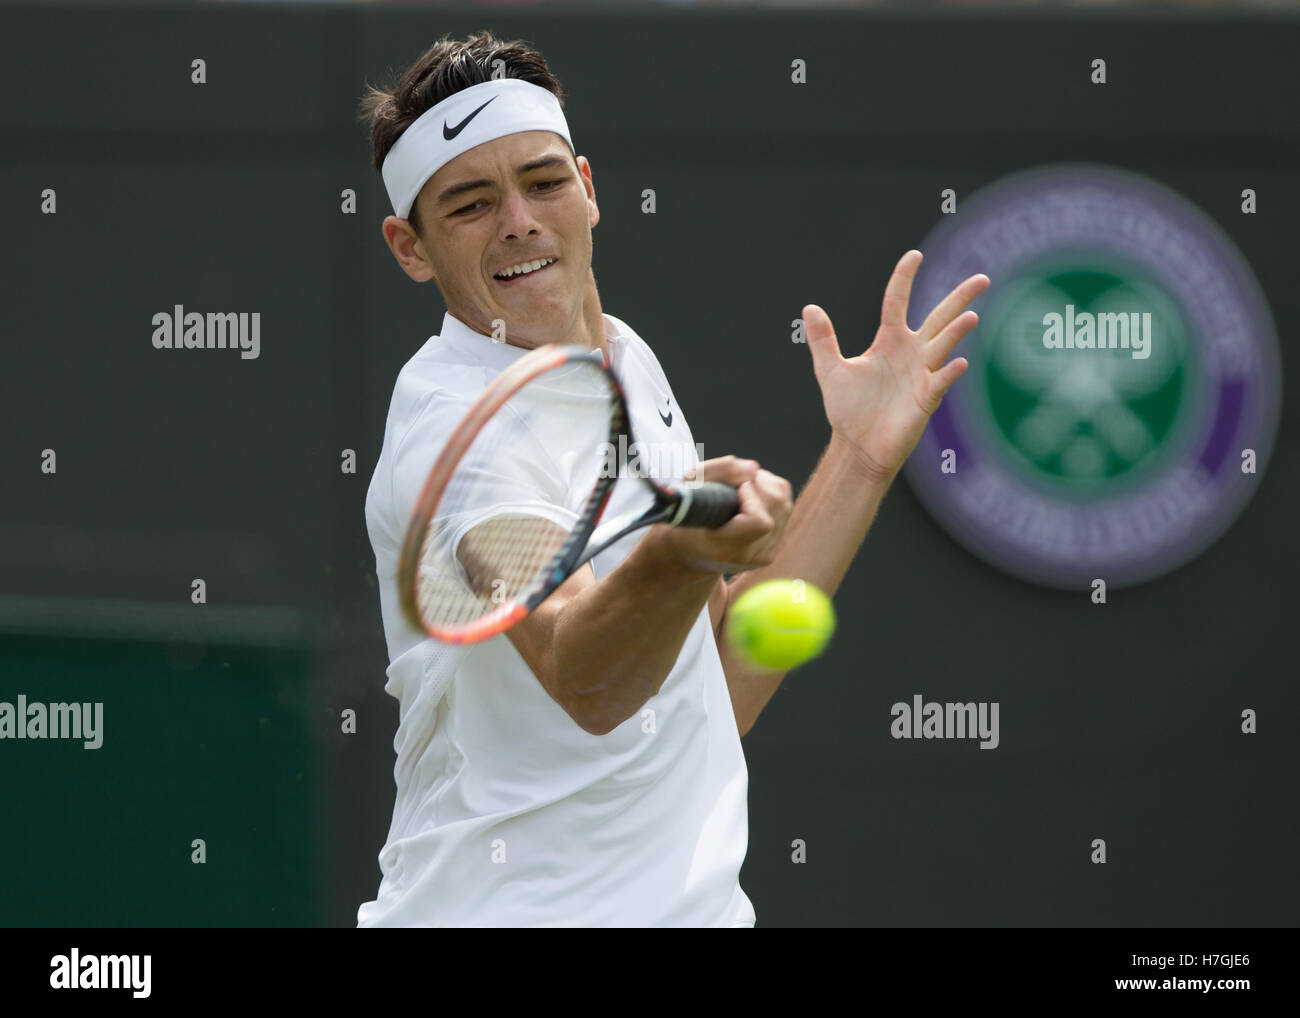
xmin=577 ymin=156 xmax=599 ymax=229
xmin=382 ymin=215 xmax=437 ymax=283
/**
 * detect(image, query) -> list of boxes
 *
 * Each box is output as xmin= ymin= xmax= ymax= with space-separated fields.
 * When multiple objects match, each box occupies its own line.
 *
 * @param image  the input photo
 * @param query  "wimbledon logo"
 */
xmin=903 ymin=164 xmax=1281 ymax=590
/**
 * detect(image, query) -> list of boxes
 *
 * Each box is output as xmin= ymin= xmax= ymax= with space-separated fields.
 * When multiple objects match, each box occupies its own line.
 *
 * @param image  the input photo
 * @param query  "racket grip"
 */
xmin=672 ymin=482 xmax=741 ymax=529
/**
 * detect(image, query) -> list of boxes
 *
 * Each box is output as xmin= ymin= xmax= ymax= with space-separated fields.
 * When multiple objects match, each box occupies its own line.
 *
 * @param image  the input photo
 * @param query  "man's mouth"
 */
xmin=493 ymin=257 xmax=558 ymax=286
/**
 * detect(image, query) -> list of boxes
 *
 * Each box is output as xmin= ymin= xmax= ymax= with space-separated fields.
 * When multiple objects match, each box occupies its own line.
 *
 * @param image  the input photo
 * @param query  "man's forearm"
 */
xmin=552 ymin=528 xmax=717 ymax=736
xmin=720 ymin=432 xmax=895 ymax=736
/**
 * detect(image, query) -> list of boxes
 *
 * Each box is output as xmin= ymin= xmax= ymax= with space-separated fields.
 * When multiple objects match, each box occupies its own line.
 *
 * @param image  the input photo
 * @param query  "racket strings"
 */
xmin=412 ymin=358 xmax=614 ymax=633
xmin=417 ymin=515 xmax=566 ymax=627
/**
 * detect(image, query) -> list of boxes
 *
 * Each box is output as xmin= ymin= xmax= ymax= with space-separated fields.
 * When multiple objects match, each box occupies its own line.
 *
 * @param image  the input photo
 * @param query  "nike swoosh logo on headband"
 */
xmin=444 ymin=97 xmax=498 ymax=140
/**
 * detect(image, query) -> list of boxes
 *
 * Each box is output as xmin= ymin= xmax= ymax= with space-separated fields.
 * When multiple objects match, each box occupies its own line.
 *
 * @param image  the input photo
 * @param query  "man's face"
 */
xmin=388 ymin=130 xmax=598 ymax=348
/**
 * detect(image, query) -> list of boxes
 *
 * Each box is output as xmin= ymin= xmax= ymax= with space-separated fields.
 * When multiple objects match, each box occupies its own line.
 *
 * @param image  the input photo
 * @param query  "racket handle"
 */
xmin=671 ymin=482 xmax=741 ymax=529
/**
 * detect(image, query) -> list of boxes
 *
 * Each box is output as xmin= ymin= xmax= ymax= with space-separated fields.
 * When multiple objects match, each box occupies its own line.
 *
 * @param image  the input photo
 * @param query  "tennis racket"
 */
xmin=398 ymin=342 xmax=740 ymax=644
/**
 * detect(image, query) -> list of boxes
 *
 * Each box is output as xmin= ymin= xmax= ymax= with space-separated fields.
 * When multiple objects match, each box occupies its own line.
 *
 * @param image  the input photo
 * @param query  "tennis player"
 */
xmin=355 ymin=32 xmax=988 ymax=928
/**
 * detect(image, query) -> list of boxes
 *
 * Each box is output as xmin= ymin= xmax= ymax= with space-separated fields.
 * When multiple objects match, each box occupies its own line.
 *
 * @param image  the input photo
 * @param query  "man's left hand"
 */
xmin=802 ymin=249 xmax=990 ymax=481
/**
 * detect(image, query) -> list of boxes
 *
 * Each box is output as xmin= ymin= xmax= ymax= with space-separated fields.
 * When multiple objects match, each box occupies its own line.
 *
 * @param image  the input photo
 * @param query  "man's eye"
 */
xmin=454 ymin=182 xmax=560 ymax=215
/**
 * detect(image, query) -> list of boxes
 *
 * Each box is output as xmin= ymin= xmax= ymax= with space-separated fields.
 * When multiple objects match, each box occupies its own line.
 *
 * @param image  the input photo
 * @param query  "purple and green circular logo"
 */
xmin=903 ymin=164 xmax=1281 ymax=590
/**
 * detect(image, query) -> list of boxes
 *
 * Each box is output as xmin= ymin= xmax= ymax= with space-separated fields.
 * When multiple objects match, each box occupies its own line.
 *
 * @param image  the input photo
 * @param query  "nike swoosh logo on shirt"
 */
xmin=658 ymin=402 xmax=673 ymax=428
xmin=444 ymin=97 xmax=497 ymax=140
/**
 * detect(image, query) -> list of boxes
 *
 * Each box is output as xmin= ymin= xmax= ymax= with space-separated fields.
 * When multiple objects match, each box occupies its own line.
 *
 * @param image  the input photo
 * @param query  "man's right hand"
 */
xmin=648 ymin=455 xmax=793 ymax=576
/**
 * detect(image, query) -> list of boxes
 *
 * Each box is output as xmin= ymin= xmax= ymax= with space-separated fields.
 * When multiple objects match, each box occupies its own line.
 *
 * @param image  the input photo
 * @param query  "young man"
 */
xmin=356 ymin=32 xmax=987 ymax=928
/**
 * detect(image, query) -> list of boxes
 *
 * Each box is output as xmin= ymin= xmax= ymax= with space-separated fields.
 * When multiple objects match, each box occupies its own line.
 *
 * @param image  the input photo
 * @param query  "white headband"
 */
xmin=381 ymin=78 xmax=575 ymax=220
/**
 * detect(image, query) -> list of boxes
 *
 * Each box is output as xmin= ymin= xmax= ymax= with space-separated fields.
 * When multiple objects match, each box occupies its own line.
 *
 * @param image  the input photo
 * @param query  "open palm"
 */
xmin=804 ymin=250 xmax=990 ymax=480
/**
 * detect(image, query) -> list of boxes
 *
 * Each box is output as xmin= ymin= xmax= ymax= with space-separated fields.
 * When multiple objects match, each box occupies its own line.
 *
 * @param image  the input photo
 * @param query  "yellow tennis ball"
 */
xmin=725 ymin=578 xmax=835 ymax=671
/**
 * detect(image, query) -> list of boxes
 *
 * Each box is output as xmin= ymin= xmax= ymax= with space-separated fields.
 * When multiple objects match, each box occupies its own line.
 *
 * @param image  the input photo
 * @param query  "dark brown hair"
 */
xmin=358 ymin=31 xmax=570 ymax=237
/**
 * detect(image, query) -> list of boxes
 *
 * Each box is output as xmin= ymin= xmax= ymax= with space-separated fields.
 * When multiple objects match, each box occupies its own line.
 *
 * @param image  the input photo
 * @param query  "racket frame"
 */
xmin=398 ymin=342 xmax=681 ymax=644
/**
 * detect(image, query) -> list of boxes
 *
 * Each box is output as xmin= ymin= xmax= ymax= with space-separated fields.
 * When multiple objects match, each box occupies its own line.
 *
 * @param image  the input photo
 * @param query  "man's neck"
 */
xmin=581 ymin=267 xmax=607 ymax=361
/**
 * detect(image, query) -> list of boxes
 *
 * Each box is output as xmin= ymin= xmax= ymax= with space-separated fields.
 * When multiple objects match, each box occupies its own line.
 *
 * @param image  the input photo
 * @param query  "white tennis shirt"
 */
xmin=358 ymin=310 xmax=755 ymax=927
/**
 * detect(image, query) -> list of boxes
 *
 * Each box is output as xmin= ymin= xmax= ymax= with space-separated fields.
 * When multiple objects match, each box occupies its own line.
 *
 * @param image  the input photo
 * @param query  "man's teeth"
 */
xmin=496 ymin=258 xmax=556 ymax=279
